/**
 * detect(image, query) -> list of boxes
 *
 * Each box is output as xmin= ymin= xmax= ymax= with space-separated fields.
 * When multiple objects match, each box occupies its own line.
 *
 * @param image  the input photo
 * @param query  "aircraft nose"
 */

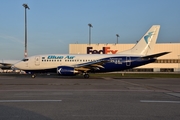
xmin=13 ymin=62 xmax=21 ymax=69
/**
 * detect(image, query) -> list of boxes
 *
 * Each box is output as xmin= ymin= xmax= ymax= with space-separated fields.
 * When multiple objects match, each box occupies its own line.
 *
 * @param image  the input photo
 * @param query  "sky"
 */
xmin=0 ymin=0 xmax=180 ymax=59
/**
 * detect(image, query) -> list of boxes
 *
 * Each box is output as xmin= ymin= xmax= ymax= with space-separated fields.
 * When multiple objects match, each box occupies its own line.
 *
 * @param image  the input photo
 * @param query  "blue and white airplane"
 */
xmin=14 ymin=25 xmax=169 ymax=78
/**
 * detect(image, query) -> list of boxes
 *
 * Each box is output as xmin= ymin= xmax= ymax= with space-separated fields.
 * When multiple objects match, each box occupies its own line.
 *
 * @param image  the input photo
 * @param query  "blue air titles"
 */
xmin=48 ymin=55 xmax=63 ymax=59
xmin=64 ymin=55 xmax=75 ymax=59
xmin=47 ymin=55 xmax=75 ymax=59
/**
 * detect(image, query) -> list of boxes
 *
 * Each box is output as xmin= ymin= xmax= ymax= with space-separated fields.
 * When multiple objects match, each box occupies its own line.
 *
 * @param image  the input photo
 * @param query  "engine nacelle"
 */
xmin=57 ymin=66 xmax=79 ymax=76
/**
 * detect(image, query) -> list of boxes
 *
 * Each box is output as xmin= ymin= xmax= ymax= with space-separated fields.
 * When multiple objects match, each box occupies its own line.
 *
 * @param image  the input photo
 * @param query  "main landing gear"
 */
xmin=83 ymin=73 xmax=89 ymax=78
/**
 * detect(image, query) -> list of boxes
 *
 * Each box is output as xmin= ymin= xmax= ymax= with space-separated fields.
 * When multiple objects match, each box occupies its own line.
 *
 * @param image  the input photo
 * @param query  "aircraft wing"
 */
xmin=0 ymin=63 xmax=13 ymax=69
xmin=0 ymin=60 xmax=19 ymax=69
xmin=73 ymin=59 xmax=109 ymax=72
xmin=0 ymin=63 xmax=12 ymax=66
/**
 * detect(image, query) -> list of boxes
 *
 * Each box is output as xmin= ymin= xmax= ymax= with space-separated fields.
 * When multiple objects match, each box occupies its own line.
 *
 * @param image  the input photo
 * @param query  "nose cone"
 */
xmin=13 ymin=62 xmax=22 ymax=70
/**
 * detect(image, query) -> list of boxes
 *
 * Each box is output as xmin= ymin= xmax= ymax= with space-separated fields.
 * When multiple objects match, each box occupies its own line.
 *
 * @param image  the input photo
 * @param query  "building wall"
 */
xmin=69 ymin=43 xmax=134 ymax=54
xmin=69 ymin=43 xmax=180 ymax=72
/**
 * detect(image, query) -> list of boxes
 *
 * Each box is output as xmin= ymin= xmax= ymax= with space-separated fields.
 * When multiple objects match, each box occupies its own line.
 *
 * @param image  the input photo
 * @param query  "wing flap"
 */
xmin=75 ymin=67 xmax=90 ymax=71
xmin=73 ymin=60 xmax=108 ymax=72
xmin=91 ymin=64 xmax=104 ymax=68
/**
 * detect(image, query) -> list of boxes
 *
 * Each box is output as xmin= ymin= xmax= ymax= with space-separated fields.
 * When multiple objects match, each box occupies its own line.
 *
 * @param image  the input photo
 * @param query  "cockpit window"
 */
xmin=22 ymin=58 xmax=29 ymax=62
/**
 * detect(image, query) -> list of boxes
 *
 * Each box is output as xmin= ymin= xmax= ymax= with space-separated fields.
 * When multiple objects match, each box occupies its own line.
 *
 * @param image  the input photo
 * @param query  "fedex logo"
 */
xmin=87 ymin=47 xmax=118 ymax=54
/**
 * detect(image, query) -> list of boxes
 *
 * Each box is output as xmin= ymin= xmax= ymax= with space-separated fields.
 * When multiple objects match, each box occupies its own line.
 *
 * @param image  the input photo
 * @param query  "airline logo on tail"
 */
xmin=144 ymin=31 xmax=154 ymax=49
xmin=144 ymin=32 xmax=154 ymax=44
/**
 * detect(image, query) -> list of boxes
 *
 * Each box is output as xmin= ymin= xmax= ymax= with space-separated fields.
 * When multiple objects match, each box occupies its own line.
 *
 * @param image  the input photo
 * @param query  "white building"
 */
xmin=69 ymin=43 xmax=180 ymax=72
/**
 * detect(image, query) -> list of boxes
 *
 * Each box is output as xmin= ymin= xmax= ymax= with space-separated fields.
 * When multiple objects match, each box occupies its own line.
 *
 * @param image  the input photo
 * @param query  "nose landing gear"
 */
xmin=31 ymin=74 xmax=36 ymax=78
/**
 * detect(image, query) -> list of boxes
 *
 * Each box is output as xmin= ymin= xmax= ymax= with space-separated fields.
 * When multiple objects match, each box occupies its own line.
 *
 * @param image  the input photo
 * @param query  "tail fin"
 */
xmin=120 ymin=25 xmax=160 ymax=56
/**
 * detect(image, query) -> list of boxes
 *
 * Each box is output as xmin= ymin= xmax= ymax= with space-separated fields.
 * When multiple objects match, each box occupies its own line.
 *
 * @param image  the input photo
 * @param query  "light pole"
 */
xmin=178 ymin=55 xmax=180 ymax=72
xmin=88 ymin=23 xmax=93 ymax=45
xmin=22 ymin=4 xmax=30 ymax=58
xmin=116 ymin=34 xmax=119 ymax=44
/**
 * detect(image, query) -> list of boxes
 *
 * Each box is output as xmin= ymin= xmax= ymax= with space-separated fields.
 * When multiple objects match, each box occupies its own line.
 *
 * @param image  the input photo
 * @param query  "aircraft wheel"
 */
xmin=84 ymin=74 xmax=89 ymax=78
xmin=31 ymin=74 xmax=36 ymax=78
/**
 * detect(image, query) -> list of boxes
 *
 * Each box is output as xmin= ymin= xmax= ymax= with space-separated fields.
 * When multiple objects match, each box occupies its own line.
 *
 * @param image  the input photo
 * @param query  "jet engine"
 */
xmin=57 ymin=66 xmax=79 ymax=76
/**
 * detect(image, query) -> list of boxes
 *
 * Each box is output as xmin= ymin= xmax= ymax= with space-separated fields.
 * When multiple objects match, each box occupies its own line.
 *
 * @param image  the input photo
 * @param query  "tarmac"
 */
xmin=0 ymin=74 xmax=180 ymax=120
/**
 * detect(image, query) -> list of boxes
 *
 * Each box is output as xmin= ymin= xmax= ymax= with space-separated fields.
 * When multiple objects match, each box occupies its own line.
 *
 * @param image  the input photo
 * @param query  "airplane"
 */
xmin=0 ymin=60 xmax=19 ymax=70
xmin=14 ymin=25 xmax=169 ymax=78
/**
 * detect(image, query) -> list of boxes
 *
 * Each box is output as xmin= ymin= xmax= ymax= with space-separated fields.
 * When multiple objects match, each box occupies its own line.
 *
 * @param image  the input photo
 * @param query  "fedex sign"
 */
xmin=87 ymin=47 xmax=118 ymax=54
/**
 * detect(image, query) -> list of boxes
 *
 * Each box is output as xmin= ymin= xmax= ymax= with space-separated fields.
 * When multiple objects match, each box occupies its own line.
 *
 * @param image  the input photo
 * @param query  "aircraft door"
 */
xmin=25 ymin=63 xmax=28 ymax=67
xmin=126 ymin=57 xmax=131 ymax=66
xmin=35 ymin=56 xmax=40 ymax=66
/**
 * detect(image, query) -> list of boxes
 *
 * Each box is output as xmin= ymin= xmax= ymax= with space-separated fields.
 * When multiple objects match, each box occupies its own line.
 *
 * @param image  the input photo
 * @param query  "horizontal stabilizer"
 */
xmin=142 ymin=52 xmax=170 ymax=59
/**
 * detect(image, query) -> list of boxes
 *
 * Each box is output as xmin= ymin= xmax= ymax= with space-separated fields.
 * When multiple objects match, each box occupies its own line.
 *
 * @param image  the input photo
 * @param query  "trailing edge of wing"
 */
xmin=75 ymin=67 xmax=90 ymax=71
xmin=73 ymin=60 xmax=108 ymax=72
xmin=142 ymin=52 xmax=170 ymax=59
xmin=0 ymin=63 xmax=12 ymax=66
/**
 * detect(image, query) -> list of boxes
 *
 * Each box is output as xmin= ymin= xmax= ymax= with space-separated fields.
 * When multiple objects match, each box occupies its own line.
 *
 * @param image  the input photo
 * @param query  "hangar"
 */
xmin=69 ymin=43 xmax=180 ymax=72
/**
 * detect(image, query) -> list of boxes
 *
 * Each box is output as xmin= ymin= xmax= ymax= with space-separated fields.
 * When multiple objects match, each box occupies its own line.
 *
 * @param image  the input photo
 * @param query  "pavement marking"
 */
xmin=140 ymin=100 xmax=180 ymax=103
xmin=0 ymin=100 xmax=62 ymax=103
xmin=167 ymin=93 xmax=180 ymax=98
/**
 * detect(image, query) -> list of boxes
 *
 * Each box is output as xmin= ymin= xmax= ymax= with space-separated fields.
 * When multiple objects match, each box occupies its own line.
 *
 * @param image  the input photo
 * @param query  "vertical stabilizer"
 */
xmin=120 ymin=25 xmax=160 ymax=56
